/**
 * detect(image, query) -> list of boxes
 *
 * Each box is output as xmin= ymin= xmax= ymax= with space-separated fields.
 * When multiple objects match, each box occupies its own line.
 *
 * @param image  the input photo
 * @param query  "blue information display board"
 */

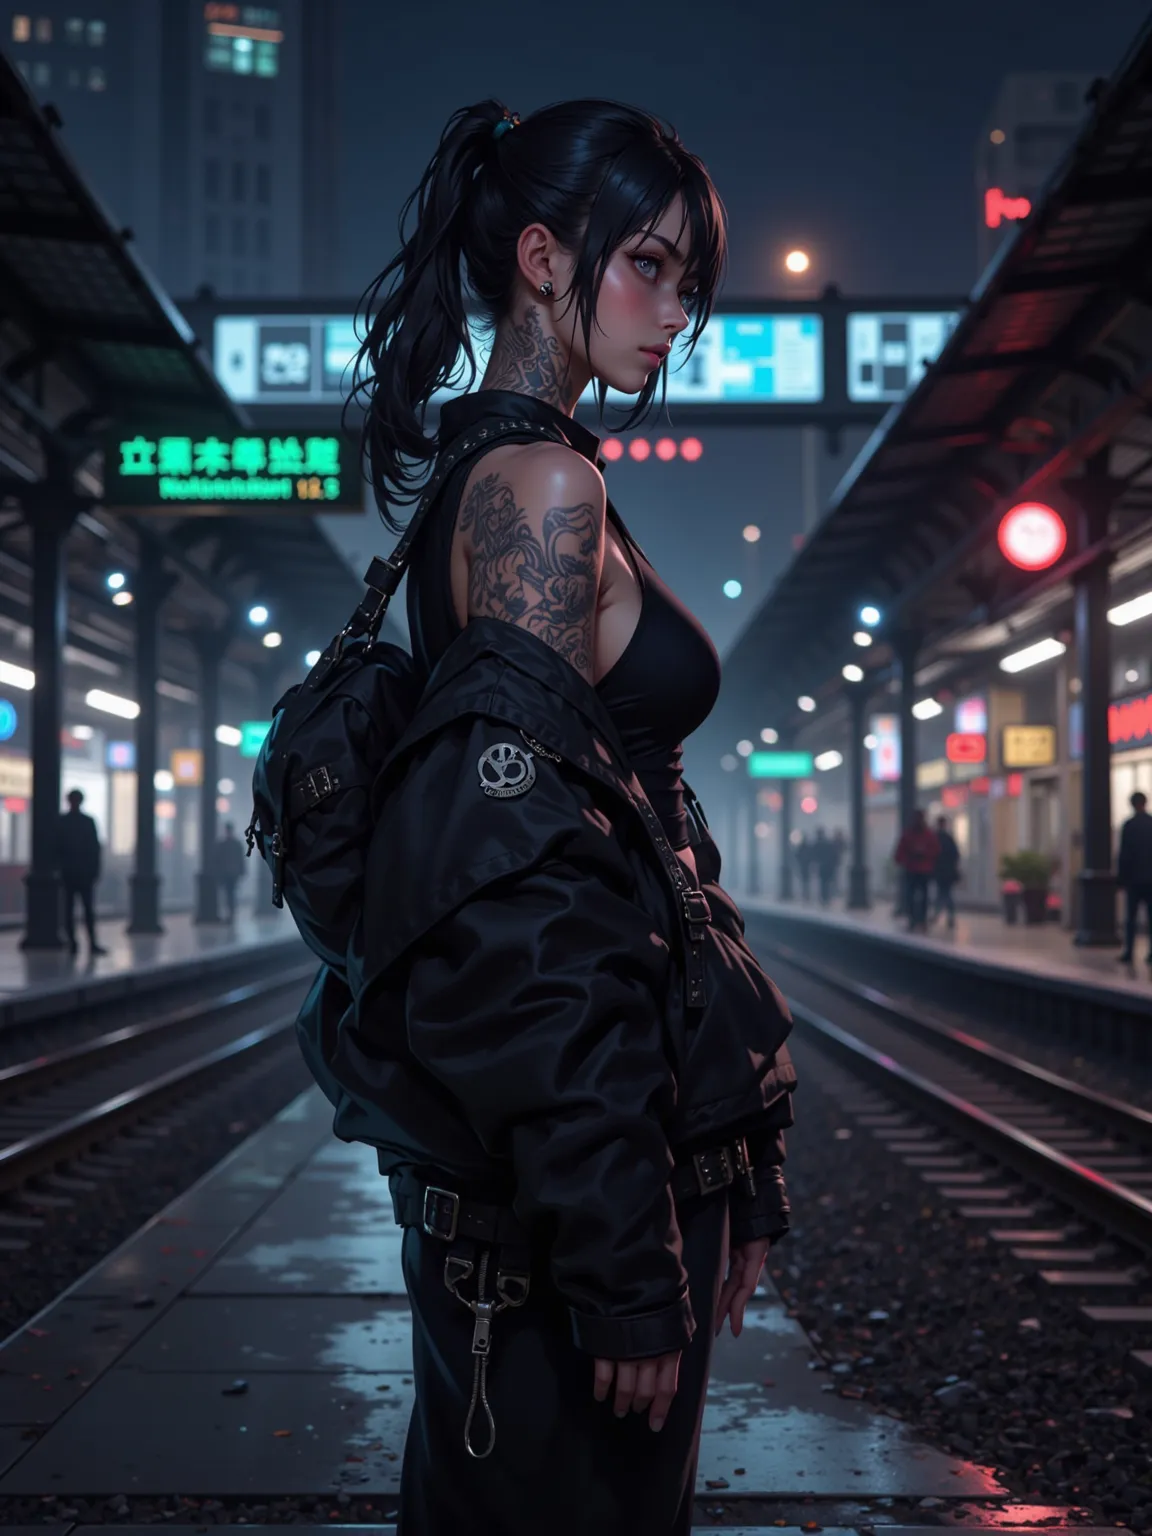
xmin=846 ymin=311 xmax=960 ymax=403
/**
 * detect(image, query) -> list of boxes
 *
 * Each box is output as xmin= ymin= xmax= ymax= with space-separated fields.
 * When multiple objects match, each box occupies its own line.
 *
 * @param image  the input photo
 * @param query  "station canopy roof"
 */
xmin=0 ymin=54 xmax=362 ymax=667
xmin=709 ymin=13 xmax=1152 ymax=751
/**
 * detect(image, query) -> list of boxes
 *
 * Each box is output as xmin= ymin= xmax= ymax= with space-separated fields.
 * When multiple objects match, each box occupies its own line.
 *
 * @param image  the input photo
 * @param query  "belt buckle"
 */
xmin=692 ymin=1145 xmax=733 ymax=1198
xmin=422 ymin=1185 xmax=460 ymax=1241
xmin=681 ymin=888 xmax=711 ymax=927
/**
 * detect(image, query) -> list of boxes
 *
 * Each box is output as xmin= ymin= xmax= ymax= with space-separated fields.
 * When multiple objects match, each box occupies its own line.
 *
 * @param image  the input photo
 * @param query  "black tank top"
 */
xmin=406 ymin=392 xmax=721 ymax=850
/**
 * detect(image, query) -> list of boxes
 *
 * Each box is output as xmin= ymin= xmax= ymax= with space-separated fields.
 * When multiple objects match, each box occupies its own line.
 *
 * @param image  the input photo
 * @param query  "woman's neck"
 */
xmin=478 ymin=302 xmax=588 ymax=414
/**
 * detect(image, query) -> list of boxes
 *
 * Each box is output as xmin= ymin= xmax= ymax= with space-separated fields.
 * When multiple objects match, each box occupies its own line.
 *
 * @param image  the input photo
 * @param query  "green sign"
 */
xmin=747 ymin=751 xmax=814 ymax=779
xmin=239 ymin=721 xmax=272 ymax=758
xmin=102 ymin=432 xmax=363 ymax=512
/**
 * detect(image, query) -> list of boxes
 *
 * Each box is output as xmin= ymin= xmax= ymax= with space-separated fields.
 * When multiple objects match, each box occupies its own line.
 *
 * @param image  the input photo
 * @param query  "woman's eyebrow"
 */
xmin=641 ymin=232 xmax=687 ymax=264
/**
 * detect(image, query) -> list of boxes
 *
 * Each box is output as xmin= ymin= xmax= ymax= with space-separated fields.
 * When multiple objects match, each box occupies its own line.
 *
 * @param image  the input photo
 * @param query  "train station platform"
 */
xmin=739 ymin=894 xmax=1152 ymax=1016
xmin=0 ymin=1082 xmax=1008 ymax=1520
xmin=0 ymin=907 xmax=303 ymax=1031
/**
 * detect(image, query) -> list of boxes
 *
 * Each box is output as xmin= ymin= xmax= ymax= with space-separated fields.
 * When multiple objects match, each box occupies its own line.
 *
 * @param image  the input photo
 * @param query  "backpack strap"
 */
xmin=328 ymin=415 xmax=569 ymax=661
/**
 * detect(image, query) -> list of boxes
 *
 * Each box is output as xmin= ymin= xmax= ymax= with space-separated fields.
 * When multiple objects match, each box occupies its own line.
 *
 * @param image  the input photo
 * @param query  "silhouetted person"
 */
xmin=1118 ymin=790 xmax=1152 ymax=964
xmin=213 ymin=822 xmax=246 ymax=923
xmin=814 ymin=828 xmax=836 ymax=906
xmin=932 ymin=815 xmax=961 ymax=930
xmin=830 ymin=829 xmax=847 ymax=897
xmin=58 ymin=789 xmax=107 ymax=957
xmin=895 ymin=809 xmax=940 ymax=933
xmin=795 ymin=834 xmax=814 ymax=900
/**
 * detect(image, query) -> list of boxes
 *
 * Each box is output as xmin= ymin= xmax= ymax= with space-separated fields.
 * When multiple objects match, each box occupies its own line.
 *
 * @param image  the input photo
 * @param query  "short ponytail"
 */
xmin=346 ymin=98 xmax=727 ymax=534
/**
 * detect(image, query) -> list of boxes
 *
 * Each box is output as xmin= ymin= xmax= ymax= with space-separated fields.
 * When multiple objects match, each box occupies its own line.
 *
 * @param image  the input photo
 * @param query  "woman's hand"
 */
xmin=592 ymin=1349 xmax=681 ymax=1433
xmin=715 ymin=1236 xmax=771 ymax=1339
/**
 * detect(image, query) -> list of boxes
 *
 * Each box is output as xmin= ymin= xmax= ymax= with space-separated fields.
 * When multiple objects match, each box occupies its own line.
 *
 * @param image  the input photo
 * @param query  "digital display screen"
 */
xmin=213 ymin=312 xmax=825 ymax=407
xmin=103 ymin=431 xmax=363 ymax=511
xmin=846 ymin=311 xmax=960 ymax=402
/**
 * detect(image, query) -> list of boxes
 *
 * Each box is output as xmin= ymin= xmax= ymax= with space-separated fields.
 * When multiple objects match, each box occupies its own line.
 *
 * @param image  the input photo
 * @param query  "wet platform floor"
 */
xmin=0 ymin=1086 xmax=1048 ymax=1517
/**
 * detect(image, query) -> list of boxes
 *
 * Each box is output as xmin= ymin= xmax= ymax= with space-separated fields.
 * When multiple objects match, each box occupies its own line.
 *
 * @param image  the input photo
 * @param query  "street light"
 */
xmin=784 ymin=249 xmax=810 ymax=275
xmin=853 ymin=631 xmax=873 ymax=647
xmin=859 ymin=604 xmax=881 ymax=627
xmin=797 ymin=695 xmax=816 ymax=713
xmin=842 ymin=663 xmax=864 ymax=683
xmin=248 ymin=604 xmax=269 ymax=627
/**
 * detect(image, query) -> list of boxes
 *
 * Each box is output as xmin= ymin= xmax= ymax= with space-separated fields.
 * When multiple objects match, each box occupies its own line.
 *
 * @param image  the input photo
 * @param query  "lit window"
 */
xmin=32 ymin=60 xmax=49 ymax=85
xmin=64 ymin=16 xmax=83 ymax=42
xmin=12 ymin=15 xmax=30 ymax=41
xmin=87 ymin=18 xmax=105 ymax=44
xmin=205 ymin=37 xmax=232 ymax=71
xmin=87 ymin=64 xmax=105 ymax=90
xmin=254 ymin=39 xmax=278 ymax=76
xmin=34 ymin=15 xmax=51 ymax=40
xmin=232 ymin=35 xmax=253 ymax=73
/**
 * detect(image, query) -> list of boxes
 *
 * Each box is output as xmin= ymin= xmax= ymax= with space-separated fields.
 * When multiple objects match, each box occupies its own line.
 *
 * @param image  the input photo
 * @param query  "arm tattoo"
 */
xmin=481 ymin=305 xmax=572 ymax=409
xmin=460 ymin=471 xmax=599 ymax=675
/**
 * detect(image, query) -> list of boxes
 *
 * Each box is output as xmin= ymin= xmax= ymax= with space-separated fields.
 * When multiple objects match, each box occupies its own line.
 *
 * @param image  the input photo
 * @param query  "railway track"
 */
xmin=758 ymin=934 xmax=1152 ymax=1255
xmin=0 ymin=963 xmax=315 ymax=1191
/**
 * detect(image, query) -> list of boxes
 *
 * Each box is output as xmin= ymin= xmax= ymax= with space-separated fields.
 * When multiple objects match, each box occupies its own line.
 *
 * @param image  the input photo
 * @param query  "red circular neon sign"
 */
xmin=997 ymin=502 xmax=1067 ymax=571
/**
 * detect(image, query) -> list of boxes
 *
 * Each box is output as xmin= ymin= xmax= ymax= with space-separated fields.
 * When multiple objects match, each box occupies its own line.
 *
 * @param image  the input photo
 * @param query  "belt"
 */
xmin=388 ymin=1136 xmax=756 ymax=1246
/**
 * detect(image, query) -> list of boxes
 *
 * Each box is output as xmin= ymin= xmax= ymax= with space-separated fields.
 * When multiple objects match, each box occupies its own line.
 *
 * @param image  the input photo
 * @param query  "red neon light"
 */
xmin=984 ymin=186 xmax=1033 ymax=228
xmin=3 ymin=797 xmax=26 ymax=813
xmin=946 ymin=732 xmax=987 ymax=764
xmin=997 ymin=502 xmax=1067 ymax=571
xmin=600 ymin=438 xmax=624 ymax=462
xmin=680 ymin=437 xmax=703 ymax=462
xmin=800 ymin=795 xmax=818 ymax=814
xmin=628 ymin=439 xmax=651 ymax=462
xmin=941 ymin=785 xmax=967 ymax=809
xmin=1109 ymin=691 xmax=1152 ymax=747
xmin=1006 ymin=773 xmax=1024 ymax=797
xmin=655 ymin=437 xmax=677 ymax=462
xmin=970 ymin=776 xmax=991 ymax=796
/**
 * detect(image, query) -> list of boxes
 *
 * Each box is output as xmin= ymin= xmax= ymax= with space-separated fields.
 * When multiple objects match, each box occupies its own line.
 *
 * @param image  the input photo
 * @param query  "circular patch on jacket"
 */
xmin=477 ymin=742 xmax=537 ymax=799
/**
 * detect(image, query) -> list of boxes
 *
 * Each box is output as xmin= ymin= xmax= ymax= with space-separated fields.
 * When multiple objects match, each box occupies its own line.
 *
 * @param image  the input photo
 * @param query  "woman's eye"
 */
xmin=632 ymin=254 xmax=662 ymax=279
xmin=681 ymin=291 xmax=700 ymax=313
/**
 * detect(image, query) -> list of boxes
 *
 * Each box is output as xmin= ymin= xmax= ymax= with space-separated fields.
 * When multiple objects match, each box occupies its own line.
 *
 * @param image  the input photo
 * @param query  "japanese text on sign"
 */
xmin=104 ymin=433 xmax=362 ymax=511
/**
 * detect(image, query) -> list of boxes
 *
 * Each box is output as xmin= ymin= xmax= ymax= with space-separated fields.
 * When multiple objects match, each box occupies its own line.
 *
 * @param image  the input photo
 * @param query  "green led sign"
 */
xmin=239 ymin=721 xmax=272 ymax=758
xmin=102 ymin=432 xmax=362 ymax=512
xmin=747 ymin=751 xmax=814 ymax=779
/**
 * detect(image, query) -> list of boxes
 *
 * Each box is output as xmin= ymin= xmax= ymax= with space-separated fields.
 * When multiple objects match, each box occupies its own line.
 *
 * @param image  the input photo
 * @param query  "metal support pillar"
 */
xmin=22 ymin=499 xmax=77 ymax=950
xmin=777 ymin=776 xmax=794 ymax=901
xmin=896 ymin=630 xmax=918 ymax=836
xmin=193 ymin=630 xmax=227 ymax=924
xmin=748 ymin=777 xmax=762 ymax=896
xmin=1070 ymin=470 xmax=1121 ymax=945
xmin=128 ymin=544 xmax=177 ymax=933
xmin=846 ymin=684 xmax=871 ymax=909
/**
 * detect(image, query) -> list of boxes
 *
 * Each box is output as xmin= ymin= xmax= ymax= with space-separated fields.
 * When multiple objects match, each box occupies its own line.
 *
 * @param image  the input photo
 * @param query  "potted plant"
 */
xmin=999 ymin=851 xmax=1056 ymax=925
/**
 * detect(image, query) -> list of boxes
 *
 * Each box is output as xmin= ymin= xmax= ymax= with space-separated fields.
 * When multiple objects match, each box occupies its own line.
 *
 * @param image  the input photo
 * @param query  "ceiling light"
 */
xmin=797 ymin=695 xmax=816 ymax=713
xmin=720 ymin=754 xmax=738 ymax=771
xmin=0 ymin=661 xmax=34 ymax=691
xmin=248 ymin=604 xmax=269 ymax=626
xmin=743 ymin=525 xmax=761 ymax=543
xmin=70 ymin=724 xmax=94 ymax=740
xmin=1125 ymin=669 xmax=1139 ymax=684
xmin=262 ymin=631 xmax=282 ymax=648
xmin=814 ymin=750 xmax=843 ymax=772
xmin=736 ymin=739 xmax=754 ymax=756
xmin=218 ymin=777 xmax=235 ymax=794
xmin=106 ymin=571 xmax=127 ymax=590
xmin=85 ymin=689 xmax=139 ymax=720
xmin=154 ymin=770 xmax=175 ymax=792
xmin=760 ymin=727 xmax=778 ymax=744
xmin=1108 ymin=591 xmax=1152 ymax=627
xmin=111 ymin=590 xmax=134 ymax=607
xmin=215 ymin=724 xmax=242 ymax=746
xmin=912 ymin=697 xmax=944 ymax=720
xmin=859 ymin=604 xmax=881 ymax=626
xmin=864 ymin=733 xmax=878 ymax=750
xmin=723 ymin=579 xmax=742 ymax=599
xmin=853 ymin=631 xmax=873 ymax=647
xmin=305 ymin=649 xmax=322 ymax=668
xmin=842 ymin=663 xmax=864 ymax=683
xmin=999 ymin=637 xmax=1066 ymax=673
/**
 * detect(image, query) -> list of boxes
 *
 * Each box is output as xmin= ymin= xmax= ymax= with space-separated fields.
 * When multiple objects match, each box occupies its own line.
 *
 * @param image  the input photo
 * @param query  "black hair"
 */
xmin=1133 ymin=791 xmax=1147 ymax=810
xmin=344 ymin=97 xmax=728 ymax=533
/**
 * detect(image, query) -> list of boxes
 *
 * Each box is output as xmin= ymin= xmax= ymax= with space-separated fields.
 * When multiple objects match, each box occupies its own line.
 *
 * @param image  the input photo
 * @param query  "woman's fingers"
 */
xmin=649 ymin=1350 xmax=680 ymax=1432
xmin=612 ymin=1361 xmax=637 ymax=1417
xmin=630 ymin=1358 xmax=659 ymax=1414
xmin=592 ymin=1357 xmax=614 ymax=1403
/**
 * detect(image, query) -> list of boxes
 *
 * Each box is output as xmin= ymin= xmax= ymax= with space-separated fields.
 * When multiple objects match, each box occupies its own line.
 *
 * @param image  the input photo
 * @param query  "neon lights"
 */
xmin=984 ymin=186 xmax=1033 ymax=228
xmin=997 ymin=502 xmax=1067 ymax=571
xmin=946 ymin=732 xmax=986 ymax=764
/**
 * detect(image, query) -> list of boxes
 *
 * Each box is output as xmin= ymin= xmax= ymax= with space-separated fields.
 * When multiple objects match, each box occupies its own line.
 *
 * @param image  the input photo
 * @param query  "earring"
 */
xmin=539 ymin=282 xmax=553 ymax=298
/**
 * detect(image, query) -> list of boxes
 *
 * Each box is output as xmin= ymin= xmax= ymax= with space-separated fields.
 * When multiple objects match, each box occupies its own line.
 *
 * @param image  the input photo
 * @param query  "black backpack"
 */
xmin=245 ymin=412 xmax=566 ymax=976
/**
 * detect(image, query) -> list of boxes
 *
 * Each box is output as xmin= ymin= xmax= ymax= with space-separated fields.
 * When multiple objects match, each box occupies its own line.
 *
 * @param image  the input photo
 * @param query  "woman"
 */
xmin=343 ymin=98 xmax=797 ymax=1535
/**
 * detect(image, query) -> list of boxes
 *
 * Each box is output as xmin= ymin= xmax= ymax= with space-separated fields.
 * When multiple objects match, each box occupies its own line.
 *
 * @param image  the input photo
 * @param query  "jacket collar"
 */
xmin=390 ymin=616 xmax=637 ymax=795
xmin=439 ymin=390 xmax=603 ymax=468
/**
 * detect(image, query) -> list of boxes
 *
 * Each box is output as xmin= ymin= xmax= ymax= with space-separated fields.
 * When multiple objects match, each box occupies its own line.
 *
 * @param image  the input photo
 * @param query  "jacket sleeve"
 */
xmin=401 ymin=822 xmax=695 ymax=1362
xmin=728 ymin=1089 xmax=794 ymax=1245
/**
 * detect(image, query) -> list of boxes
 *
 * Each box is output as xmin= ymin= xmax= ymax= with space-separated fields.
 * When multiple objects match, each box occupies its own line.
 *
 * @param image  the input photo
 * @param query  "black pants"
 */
xmin=62 ymin=880 xmax=97 ymax=948
xmin=934 ymin=877 xmax=956 ymax=925
xmin=1122 ymin=883 xmax=1152 ymax=960
xmin=906 ymin=871 xmax=930 ymax=928
xmin=397 ymin=1185 xmax=729 ymax=1536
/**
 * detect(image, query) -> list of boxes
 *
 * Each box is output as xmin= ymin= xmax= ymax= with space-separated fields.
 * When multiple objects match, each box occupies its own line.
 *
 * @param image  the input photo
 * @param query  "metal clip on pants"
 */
xmin=442 ymin=1240 xmax=531 ymax=1458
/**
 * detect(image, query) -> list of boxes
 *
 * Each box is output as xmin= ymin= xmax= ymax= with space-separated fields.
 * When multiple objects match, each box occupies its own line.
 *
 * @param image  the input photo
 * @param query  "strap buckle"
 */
xmin=681 ymin=888 xmax=711 ymax=927
xmin=422 ymin=1185 xmax=460 ymax=1241
xmin=302 ymin=765 xmax=335 ymax=804
xmin=692 ymin=1144 xmax=734 ymax=1197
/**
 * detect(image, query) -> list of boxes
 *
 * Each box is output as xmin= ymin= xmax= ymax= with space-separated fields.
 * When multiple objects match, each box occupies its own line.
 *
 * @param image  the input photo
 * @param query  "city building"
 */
xmin=4 ymin=1 xmax=339 ymax=298
xmin=976 ymin=71 xmax=1097 ymax=275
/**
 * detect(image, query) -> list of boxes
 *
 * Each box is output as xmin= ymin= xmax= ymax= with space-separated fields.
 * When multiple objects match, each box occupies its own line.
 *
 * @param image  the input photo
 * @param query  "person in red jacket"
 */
xmin=895 ymin=809 xmax=940 ymax=933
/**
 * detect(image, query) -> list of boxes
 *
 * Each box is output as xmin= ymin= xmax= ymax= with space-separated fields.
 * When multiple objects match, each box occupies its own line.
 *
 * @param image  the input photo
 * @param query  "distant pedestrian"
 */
xmin=57 ymin=789 xmax=107 ymax=957
xmin=895 ymin=809 xmax=940 ymax=933
xmin=795 ymin=834 xmax=814 ymax=900
xmin=814 ymin=828 xmax=836 ymax=906
xmin=932 ymin=816 xmax=961 ymax=930
xmin=213 ymin=822 xmax=247 ymax=922
xmin=1117 ymin=790 xmax=1152 ymax=964
xmin=831 ymin=830 xmax=847 ymax=897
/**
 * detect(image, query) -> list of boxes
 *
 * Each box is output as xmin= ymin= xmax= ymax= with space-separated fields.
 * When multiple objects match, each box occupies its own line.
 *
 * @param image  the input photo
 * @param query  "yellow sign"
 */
xmin=0 ymin=756 xmax=32 ymax=797
xmin=171 ymin=749 xmax=204 ymax=787
xmin=916 ymin=758 xmax=948 ymax=789
xmin=1002 ymin=724 xmax=1056 ymax=768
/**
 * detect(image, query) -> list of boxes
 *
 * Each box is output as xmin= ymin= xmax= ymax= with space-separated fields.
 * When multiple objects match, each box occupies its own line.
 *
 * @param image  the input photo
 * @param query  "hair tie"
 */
xmin=493 ymin=113 xmax=520 ymax=141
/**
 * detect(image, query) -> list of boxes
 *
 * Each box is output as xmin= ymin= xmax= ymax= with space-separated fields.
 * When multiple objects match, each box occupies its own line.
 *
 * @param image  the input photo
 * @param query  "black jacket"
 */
xmin=57 ymin=809 xmax=101 ymax=883
xmin=1118 ymin=810 xmax=1152 ymax=887
xmin=325 ymin=609 xmax=795 ymax=1361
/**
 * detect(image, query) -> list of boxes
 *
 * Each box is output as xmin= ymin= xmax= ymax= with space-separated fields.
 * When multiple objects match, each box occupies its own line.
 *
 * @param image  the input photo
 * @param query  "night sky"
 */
xmin=324 ymin=0 xmax=1150 ymax=780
